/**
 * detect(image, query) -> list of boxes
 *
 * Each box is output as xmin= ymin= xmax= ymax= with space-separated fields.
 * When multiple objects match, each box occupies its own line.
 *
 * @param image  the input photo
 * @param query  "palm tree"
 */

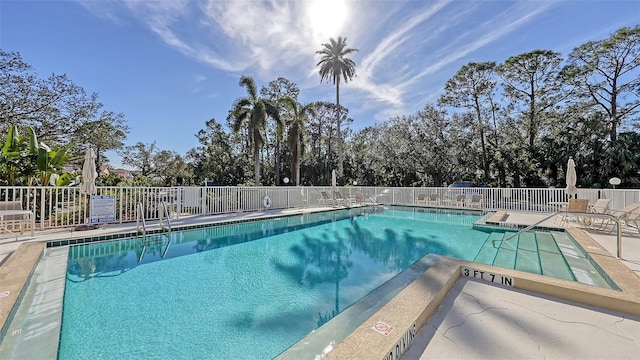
xmin=280 ymin=97 xmax=315 ymax=185
xmin=273 ymin=111 xmax=287 ymax=185
xmin=227 ymin=75 xmax=279 ymax=185
xmin=316 ymin=36 xmax=358 ymax=178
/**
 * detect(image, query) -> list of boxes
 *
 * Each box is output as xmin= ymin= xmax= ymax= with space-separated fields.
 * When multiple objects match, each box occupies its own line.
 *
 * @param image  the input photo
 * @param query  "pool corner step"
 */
xmin=476 ymin=228 xmax=616 ymax=290
xmin=473 ymin=232 xmax=504 ymax=264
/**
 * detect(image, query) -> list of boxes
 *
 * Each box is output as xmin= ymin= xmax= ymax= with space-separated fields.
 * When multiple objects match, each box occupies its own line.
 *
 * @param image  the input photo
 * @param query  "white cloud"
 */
xmin=76 ymin=0 xmax=129 ymax=25
xmin=349 ymin=0 xmax=460 ymax=113
xmin=77 ymin=0 xmax=563 ymax=125
xmin=352 ymin=0 xmax=559 ymax=121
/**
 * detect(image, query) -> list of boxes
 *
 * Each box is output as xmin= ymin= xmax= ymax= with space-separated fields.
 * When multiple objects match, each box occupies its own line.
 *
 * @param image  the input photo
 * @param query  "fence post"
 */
xmin=175 ymin=187 xmax=181 ymax=219
xmin=201 ymin=186 xmax=206 ymax=216
xmin=39 ymin=188 xmax=45 ymax=230
xmin=119 ymin=187 xmax=123 ymax=224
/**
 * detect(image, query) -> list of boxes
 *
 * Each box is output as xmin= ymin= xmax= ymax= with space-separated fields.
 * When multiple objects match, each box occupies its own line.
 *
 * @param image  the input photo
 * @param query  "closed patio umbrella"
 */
xmin=80 ymin=147 xmax=98 ymax=196
xmin=79 ymin=147 xmax=98 ymax=229
xmin=565 ymin=157 xmax=578 ymax=199
xmin=332 ymin=169 xmax=337 ymax=205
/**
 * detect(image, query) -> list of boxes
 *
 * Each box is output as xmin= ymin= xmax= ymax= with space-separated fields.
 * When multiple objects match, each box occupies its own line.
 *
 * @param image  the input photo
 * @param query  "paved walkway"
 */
xmin=404 ymin=278 xmax=640 ymax=360
xmin=403 ymin=210 xmax=640 ymax=360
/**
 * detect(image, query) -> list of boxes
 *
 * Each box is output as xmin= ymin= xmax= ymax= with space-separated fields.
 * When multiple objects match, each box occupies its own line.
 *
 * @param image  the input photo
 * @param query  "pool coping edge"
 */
xmin=323 ymin=254 xmax=640 ymax=360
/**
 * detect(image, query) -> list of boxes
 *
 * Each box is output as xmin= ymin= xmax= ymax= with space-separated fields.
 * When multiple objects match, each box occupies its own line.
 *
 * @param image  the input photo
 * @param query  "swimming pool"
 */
xmin=55 ymin=206 xmax=609 ymax=359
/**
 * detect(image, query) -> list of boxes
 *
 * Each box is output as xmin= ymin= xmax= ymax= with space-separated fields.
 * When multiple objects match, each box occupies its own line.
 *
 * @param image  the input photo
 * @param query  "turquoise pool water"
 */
xmin=59 ymin=207 xmax=488 ymax=359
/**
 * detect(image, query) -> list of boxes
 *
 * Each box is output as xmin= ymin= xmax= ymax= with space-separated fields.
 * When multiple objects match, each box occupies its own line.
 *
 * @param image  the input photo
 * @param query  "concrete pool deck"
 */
xmin=1 ymin=206 xmax=640 ymax=359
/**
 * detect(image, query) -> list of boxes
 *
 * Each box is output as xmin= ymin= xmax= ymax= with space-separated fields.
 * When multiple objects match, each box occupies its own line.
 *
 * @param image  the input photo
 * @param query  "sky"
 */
xmin=2 ymin=0 xmax=639 ymax=169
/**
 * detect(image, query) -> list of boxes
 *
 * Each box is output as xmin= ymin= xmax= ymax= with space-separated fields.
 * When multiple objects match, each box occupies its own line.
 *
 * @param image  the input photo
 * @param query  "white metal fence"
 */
xmin=1 ymin=186 xmax=639 ymax=231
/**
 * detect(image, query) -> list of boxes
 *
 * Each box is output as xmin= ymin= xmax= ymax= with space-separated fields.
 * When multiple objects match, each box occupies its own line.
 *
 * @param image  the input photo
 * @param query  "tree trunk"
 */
xmin=275 ymin=136 xmax=281 ymax=185
xmin=296 ymin=139 xmax=301 ymax=186
xmin=474 ymin=97 xmax=488 ymax=182
xmin=253 ymin=130 xmax=261 ymax=185
xmin=336 ymin=81 xmax=343 ymax=178
xmin=528 ymin=79 xmax=536 ymax=148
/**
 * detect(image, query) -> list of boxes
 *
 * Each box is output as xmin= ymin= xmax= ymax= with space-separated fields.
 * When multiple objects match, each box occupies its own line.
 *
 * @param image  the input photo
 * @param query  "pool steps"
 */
xmin=474 ymin=230 xmax=613 ymax=288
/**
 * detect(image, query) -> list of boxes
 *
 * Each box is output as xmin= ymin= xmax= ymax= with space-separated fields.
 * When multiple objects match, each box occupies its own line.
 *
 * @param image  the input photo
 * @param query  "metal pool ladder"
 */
xmin=136 ymin=202 xmax=173 ymax=262
xmin=159 ymin=201 xmax=172 ymax=232
xmin=136 ymin=202 xmax=146 ymax=235
xmin=493 ymin=210 xmax=623 ymax=257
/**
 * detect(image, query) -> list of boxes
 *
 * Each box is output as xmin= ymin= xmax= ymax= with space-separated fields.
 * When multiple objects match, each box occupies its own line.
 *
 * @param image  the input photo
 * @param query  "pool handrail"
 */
xmin=494 ymin=211 xmax=623 ymax=258
xmin=159 ymin=201 xmax=172 ymax=232
xmin=136 ymin=202 xmax=146 ymax=235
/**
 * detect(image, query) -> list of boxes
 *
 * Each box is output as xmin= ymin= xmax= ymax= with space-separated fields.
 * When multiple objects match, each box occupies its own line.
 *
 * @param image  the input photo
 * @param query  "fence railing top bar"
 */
xmin=0 ymin=186 xmax=637 ymax=232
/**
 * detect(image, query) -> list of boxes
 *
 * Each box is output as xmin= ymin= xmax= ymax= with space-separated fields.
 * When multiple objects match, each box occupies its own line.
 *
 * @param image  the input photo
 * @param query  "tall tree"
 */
xmin=279 ymin=97 xmax=315 ymax=185
xmin=72 ymin=113 xmax=129 ymax=167
xmin=0 ymin=50 xmax=128 ymax=155
xmin=439 ymin=62 xmax=497 ymax=182
xmin=349 ymin=126 xmax=382 ymax=186
xmin=260 ymin=77 xmax=300 ymax=185
xmin=496 ymin=50 xmax=564 ymax=149
xmin=153 ymin=151 xmax=191 ymax=186
xmin=119 ymin=142 xmax=158 ymax=177
xmin=187 ymin=118 xmax=238 ymax=186
xmin=316 ymin=36 xmax=358 ymax=178
xmin=227 ymin=75 xmax=279 ymax=185
xmin=564 ymin=25 xmax=640 ymax=141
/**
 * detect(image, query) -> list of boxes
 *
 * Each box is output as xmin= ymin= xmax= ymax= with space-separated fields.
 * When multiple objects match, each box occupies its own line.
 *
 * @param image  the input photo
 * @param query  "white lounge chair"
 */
xmin=595 ymin=202 xmax=640 ymax=232
xmin=318 ymin=191 xmax=331 ymax=205
xmin=427 ymin=193 xmax=440 ymax=205
xmin=468 ymin=194 xmax=483 ymax=208
xmin=356 ymin=191 xmax=377 ymax=205
xmin=444 ymin=194 xmax=466 ymax=207
xmin=589 ymin=198 xmax=611 ymax=214
xmin=334 ymin=190 xmax=349 ymax=206
xmin=558 ymin=199 xmax=589 ymax=226
xmin=0 ymin=200 xmax=35 ymax=236
xmin=579 ymin=199 xmax=611 ymax=227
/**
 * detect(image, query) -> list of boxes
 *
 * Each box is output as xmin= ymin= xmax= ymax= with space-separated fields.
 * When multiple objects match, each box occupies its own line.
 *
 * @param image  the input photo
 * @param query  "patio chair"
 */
xmin=468 ymin=194 xmax=483 ymax=208
xmin=356 ymin=191 xmax=378 ymax=205
xmin=596 ymin=202 xmax=640 ymax=232
xmin=589 ymin=198 xmax=611 ymax=214
xmin=607 ymin=202 xmax=640 ymax=218
xmin=318 ymin=191 xmax=331 ymax=205
xmin=334 ymin=190 xmax=348 ymax=206
xmin=620 ymin=207 xmax=640 ymax=233
xmin=558 ymin=199 xmax=589 ymax=226
xmin=426 ymin=193 xmax=440 ymax=205
xmin=416 ymin=193 xmax=427 ymax=204
xmin=443 ymin=194 xmax=466 ymax=207
xmin=580 ymin=198 xmax=612 ymax=227
xmin=0 ymin=200 xmax=34 ymax=236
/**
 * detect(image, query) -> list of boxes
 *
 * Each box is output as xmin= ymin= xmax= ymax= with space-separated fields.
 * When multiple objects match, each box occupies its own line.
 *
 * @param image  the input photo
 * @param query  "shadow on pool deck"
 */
xmin=1 ymin=206 xmax=640 ymax=359
xmin=322 ymin=210 xmax=640 ymax=360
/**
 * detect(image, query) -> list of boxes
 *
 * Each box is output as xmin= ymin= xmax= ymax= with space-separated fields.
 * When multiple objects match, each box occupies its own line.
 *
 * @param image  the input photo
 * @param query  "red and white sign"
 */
xmin=372 ymin=321 xmax=395 ymax=336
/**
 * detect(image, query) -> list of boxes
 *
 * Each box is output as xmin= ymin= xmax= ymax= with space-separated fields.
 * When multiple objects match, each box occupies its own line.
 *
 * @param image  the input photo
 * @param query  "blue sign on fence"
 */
xmin=89 ymin=195 xmax=116 ymax=224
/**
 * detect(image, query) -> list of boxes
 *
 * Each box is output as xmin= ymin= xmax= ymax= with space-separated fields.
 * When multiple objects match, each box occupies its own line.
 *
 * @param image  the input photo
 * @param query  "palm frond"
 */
xmin=239 ymin=75 xmax=259 ymax=100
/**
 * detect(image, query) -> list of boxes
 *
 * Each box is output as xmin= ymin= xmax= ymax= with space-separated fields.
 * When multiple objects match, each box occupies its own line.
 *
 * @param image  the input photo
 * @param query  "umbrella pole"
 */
xmin=76 ymin=194 xmax=97 ymax=231
xmin=85 ymin=194 xmax=89 ymax=225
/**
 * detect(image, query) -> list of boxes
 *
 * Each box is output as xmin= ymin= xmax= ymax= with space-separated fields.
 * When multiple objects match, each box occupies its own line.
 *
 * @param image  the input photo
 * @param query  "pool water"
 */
xmin=60 ymin=207 xmax=489 ymax=359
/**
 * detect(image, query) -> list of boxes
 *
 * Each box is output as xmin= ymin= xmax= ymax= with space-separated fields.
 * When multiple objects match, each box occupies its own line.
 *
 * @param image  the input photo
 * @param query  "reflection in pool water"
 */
xmin=61 ymin=207 xmax=486 ymax=359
